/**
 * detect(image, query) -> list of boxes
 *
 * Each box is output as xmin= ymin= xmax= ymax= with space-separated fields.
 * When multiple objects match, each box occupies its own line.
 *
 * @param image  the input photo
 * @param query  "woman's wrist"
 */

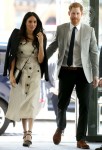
xmin=10 ymin=71 xmax=14 ymax=77
xmin=39 ymin=43 xmax=43 ymax=48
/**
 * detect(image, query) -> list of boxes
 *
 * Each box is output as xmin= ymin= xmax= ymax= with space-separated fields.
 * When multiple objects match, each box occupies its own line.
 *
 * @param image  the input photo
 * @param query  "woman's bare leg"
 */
xmin=28 ymin=118 xmax=33 ymax=131
xmin=22 ymin=119 xmax=28 ymax=144
xmin=22 ymin=119 xmax=27 ymax=132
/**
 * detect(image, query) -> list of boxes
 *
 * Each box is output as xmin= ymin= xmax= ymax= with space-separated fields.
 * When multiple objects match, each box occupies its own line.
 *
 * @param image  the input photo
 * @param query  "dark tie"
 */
xmin=67 ymin=27 xmax=76 ymax=66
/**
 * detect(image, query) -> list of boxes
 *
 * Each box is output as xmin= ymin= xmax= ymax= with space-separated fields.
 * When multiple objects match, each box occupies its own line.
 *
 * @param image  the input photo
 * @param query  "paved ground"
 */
xmin=0 ymin=120 xmax=101 ymax=150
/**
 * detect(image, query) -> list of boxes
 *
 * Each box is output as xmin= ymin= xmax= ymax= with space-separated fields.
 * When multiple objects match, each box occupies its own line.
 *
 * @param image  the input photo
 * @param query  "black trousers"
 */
xmin=51 ymin=93 xmax=58 ymax=117
xmin=57 ymin=67 xmax=92 ymax=141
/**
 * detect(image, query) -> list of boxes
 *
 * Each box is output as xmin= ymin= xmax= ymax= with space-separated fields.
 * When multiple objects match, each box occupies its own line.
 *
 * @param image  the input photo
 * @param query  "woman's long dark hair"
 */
xmin=19 ymin=12 xmax=43 ymax=49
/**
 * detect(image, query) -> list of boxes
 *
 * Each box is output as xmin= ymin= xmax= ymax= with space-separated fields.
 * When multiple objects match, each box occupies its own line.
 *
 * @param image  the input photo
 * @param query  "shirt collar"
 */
xmin=70 ymin=23 xmax=81 ymax=31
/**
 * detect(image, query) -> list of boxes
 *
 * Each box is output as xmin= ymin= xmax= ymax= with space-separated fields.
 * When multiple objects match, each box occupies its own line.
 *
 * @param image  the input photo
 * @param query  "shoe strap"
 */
xmin=28 ymin=130 xmax=32 ymax=133
xmin=23 ymin=131 xmax=27 ymax=139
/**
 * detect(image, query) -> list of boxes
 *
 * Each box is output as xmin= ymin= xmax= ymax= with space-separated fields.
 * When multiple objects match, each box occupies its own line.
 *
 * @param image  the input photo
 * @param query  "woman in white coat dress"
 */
xmin=3 ymin=12 xmax=48 ymax=147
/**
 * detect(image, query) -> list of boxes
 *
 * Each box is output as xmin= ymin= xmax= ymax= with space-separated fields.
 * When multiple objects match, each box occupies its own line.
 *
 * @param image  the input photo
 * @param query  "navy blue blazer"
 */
xmin=3 ymin=28 xmax=49 ymax=81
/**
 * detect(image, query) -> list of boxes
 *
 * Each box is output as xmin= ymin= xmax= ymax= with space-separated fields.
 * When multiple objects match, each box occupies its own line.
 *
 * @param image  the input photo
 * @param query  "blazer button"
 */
xmin=28 ymin=76 xmax=30 ymax=78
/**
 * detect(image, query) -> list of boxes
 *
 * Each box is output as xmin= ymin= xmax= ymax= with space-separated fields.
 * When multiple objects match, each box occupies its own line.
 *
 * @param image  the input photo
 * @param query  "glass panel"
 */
xmin=97 ymin=0 xmax=102 ymax=135
xmin=99 ymin=0 xmax=102 ymax=49
xmin=56 ymin=0 xmax=90 ymax=25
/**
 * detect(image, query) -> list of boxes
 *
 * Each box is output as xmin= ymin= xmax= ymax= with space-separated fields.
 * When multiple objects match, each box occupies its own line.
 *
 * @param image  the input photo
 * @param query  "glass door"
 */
xmin=97 ymin=0 xmax=102 ymax=135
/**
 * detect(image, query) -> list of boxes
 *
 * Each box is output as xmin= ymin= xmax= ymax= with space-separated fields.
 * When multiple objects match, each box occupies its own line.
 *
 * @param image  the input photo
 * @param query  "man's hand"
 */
xmin=99 ymin=79 xmax=102 ymax=87
xmin=93 ymin=76 xmax=99 ymax=88
xmin=50 ymin=87 xmax=58 ymax=95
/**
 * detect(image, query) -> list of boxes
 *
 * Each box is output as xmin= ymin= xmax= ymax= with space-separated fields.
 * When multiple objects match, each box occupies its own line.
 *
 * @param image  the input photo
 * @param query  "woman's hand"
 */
xmin=10 ymin=73 xmax=16 ymax=87
xmin=37 ymin=32 xmax=44 ymax=63
xmin=9 ymin=58 xmax=16 ymax=87
xmin=36 ymin=32 xmax=43 ymax=46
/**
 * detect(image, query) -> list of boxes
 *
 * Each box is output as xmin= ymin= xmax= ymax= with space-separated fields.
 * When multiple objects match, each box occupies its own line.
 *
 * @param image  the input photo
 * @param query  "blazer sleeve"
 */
xmin=3 ymin=28 xmax=20 ymax=76
xmin=46 ymin=28 xmax=58 ymax=59
xmin=99 ymin=46 xmax=102 ymax=78
xmin=3 ymin=31 xmax=12 ymax=76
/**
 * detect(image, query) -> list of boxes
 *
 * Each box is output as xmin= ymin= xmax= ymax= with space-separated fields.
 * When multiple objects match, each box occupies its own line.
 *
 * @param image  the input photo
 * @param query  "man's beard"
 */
xmin=71 ymin=18 xmax=80 ymax=25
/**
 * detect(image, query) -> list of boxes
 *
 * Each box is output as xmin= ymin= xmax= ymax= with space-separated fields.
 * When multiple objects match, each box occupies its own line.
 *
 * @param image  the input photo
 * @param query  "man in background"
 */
xmin=45 ymin=52 xmax=58 ymax=117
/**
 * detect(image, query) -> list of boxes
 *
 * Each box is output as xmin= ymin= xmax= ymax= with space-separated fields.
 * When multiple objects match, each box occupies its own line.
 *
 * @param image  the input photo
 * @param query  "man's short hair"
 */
xmin=69 ymin=2 xmax=83 ymax=12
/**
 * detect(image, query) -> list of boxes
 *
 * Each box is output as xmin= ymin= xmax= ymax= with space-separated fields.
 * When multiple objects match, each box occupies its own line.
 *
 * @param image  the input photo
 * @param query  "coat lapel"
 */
xmin=80 ymin=24 xmax=84 ymax=52
xmin=80 ymin=24 xmax=87 ymax=52
xmin=63 ymin=23 xmax=70 ymax=50
xmin=80 ymin=24 xmax=90 ymax=51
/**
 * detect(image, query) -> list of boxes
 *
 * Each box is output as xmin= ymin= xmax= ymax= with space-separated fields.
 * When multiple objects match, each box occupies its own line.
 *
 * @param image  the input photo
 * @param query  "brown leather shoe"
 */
xmin=95 ymin=146 xmax=102 ymax=150
xmin=77 ymin=140 xmax=90 ymax=149
xmin=53 ymin=128 xmax=62 ymax=145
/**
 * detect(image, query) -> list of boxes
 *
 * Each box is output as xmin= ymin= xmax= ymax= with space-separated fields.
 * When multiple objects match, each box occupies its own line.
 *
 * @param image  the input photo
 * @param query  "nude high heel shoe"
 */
xmin=23 ymin=131 xmax=32 ymax=147
xmin=23 ymin=131 xmax=27 ymax=146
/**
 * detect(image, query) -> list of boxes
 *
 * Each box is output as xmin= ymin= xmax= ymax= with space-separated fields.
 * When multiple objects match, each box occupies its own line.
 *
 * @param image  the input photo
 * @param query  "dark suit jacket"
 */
xmin=3 ymin=28 xmax=49 ymax=81
xmin=99 ymin=46 xmax=102 ymax=78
